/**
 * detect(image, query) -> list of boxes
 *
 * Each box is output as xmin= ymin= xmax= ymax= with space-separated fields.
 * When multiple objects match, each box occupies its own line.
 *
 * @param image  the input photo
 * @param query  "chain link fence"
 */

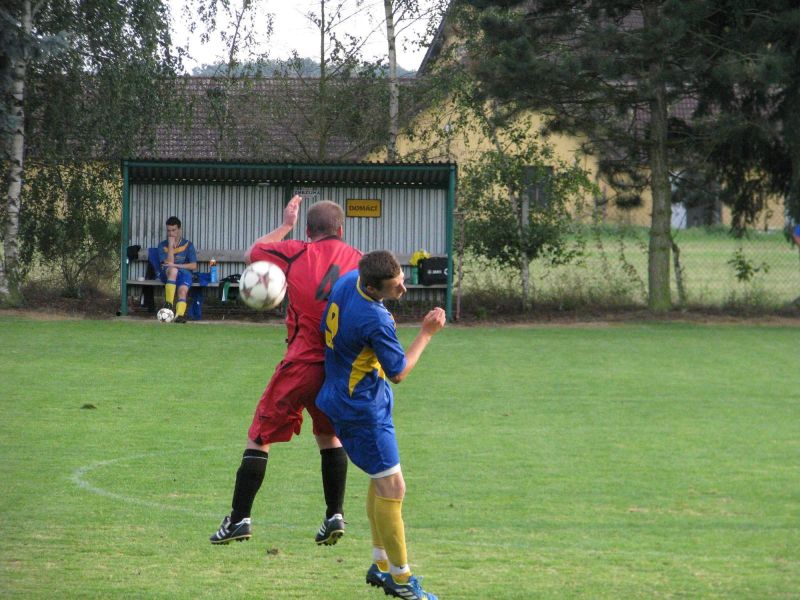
xmin=456 ymin=226 xmax=800 ymax=313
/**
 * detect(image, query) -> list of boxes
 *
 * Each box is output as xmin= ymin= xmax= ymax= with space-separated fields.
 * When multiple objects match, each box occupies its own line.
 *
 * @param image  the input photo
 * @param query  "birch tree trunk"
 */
xmin=383 ymin=0 xmax=399 ymax=161
xmin=316 ymin=0 xmax=327 ymax=159
xmin=510 ymin=190 xmax=532 ymax=310
xmin=1 ymin=0 xmax=32 ymax=303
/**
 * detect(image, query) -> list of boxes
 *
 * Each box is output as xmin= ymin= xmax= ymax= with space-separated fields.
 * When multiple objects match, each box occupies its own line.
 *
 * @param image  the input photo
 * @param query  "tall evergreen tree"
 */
xmin=458 ymin=0 xmax=729 ymax=311
xmin=687 ymin=1 xmax=800 ymax=228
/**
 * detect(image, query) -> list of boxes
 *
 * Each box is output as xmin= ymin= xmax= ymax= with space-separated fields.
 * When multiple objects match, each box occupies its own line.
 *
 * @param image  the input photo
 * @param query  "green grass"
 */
xmin=460 ymin=227 xmax=800 ymax=308
xmin=1 ymin=315 xmax=798 ymax=598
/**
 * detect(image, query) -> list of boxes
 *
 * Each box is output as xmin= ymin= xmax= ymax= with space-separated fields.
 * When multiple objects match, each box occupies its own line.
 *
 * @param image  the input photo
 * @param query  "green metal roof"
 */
xmin=123 ymin=160 xmax=456 ymax=188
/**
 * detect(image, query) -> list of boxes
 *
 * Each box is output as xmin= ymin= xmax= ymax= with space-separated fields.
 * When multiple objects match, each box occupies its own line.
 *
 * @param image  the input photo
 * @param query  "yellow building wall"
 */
xmin=370 ymin=101 xmax=656 ymax=226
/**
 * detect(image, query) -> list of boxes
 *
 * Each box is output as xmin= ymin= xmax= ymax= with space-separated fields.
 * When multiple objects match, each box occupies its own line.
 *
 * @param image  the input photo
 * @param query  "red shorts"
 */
xmin=247 ymin=360 xmax=335 ymax=445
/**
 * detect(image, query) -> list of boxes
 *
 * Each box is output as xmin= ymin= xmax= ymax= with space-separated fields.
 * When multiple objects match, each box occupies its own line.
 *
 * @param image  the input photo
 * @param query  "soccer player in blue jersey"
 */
xmin=317 ymin=250 xmax=446 ymax=600
xmin=157 ymin=216 xmax=197 ymax=323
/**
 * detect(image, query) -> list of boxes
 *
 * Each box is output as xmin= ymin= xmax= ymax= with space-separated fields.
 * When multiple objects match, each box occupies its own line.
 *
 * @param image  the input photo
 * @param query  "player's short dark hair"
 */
xmin=166 ymin=216 xmax=182 ymax=228
xmin=307 ymin=201 xmax=344 ymax=237
xmin=359 ymin=251 xmax=401 ymax=290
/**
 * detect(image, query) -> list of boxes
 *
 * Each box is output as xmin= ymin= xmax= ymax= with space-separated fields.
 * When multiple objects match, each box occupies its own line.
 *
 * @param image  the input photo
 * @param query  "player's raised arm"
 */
xmin=389 ymin=307 xmax=446 ymax=384
xmin=245 ymin=195 xmax=304 ymax=263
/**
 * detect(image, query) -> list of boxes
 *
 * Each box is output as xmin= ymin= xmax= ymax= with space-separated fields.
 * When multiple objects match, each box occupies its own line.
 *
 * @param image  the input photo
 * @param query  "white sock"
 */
xmin=373 ymin=547 xmax=388 ymax=563
xmin=390 ymin=564 xmax=411 ymax=577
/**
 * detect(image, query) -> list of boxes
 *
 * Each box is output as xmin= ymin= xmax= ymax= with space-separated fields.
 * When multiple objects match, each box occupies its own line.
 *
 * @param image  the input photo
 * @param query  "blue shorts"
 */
xmin=333 ymin=421 xmax=400 ymax=477
xmin=159 ymin=268 xmax=193 ymax=289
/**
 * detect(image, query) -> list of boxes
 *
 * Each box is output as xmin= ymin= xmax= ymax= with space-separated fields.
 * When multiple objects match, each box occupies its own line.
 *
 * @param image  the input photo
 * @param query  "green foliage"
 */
xmin=458 ymin=127 xmax=595 ymax=307
xmin=2 ymin=0 xmax=178 ymax=301
xmin=588 ymin=224 xmax=648 ymax=301
xmin=19 ymin=164 xmax=120 ymax=297
xmin=455 ymin=0 xmax=800 ymax=307
xmin=22 ymin=0 xmax=179 ymax=163
xmin=456 ymin=0 xmax=704 ymax=191
xmin=453 ymin=226 xmax=798 ymax=314
xmin=684 ymin=0 xmax=800 ymax=228
xmin=0 ymin=5 xmax=68 ymax=140
xmin=726 ymin=247 xmax=771 ymax=283
xmin=176 ymin=0 xmax=401 ymax=161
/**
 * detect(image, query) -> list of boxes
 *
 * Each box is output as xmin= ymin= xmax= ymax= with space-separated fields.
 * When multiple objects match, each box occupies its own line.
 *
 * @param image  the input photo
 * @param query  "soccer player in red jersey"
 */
xmin=210 ymin=195 xmax=362 ymax=546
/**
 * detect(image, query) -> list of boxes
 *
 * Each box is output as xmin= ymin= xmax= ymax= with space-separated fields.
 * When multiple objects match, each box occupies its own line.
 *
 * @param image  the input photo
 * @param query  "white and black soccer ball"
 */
xmin=239 ymin=260 xmax=287 ymax=310
xmin=157 ymin=307 xmax=175 ymax=323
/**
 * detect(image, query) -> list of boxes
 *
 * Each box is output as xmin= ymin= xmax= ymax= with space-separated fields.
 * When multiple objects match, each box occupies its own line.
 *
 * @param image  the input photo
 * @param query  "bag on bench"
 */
xmin=418 ymin=257 xmax=448 ymax=285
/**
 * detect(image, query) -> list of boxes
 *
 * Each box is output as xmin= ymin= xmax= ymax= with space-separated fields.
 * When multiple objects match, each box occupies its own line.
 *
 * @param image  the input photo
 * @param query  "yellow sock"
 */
xmin=175 ymin=299 xmax=187 ymax=317
xmin=165 ymin=282 xmax=176 ymax=305
xmin=367 ymin=480 xmax=382 ymax=549
xmin=373 ymin=494 xmax=408 ymax=577
xmin=367 ymin=482 xmax=390 ymax=572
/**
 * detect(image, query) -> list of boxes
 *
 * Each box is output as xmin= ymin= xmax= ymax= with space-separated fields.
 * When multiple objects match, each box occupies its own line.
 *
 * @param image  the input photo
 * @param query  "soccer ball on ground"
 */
xmin=157 ymin=307 xmax=175 ymax=323
xmin=240 ymin=261 xmax=287 ymax=310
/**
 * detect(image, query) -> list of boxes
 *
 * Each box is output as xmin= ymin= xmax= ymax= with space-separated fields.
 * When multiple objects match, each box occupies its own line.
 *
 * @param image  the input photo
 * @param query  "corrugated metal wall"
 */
xmin=128 ymin=183 xmax=283 ymax=251
xmin=299 ymin=186 xmax=448 ymax=256
xmin=128 ymin=183 xmax=283 ymax=279
xmin=128 ymin=183 xmax=448 ymax=280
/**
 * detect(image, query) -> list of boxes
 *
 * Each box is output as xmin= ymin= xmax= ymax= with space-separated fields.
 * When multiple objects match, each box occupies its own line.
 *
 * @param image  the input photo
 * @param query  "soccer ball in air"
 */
xmin=157 ymin=307 xmax=175 ymax=323
xmin=240 ymin=261 xmax=287 ymax=310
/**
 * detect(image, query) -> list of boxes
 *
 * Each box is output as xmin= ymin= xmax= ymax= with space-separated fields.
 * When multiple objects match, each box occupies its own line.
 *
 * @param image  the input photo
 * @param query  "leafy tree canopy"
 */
xmin=17 ymin=0 xmax=180 ymax=162
xmin=2 ymin=0 xmax=180 ymax=300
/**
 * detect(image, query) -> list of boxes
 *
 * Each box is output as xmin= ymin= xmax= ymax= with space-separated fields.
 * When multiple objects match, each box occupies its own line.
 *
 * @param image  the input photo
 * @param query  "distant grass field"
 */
xmin=1 ymin=315 xmax=798 ymax=599
xmin=460 ymin=227 xmax=800 ymax=308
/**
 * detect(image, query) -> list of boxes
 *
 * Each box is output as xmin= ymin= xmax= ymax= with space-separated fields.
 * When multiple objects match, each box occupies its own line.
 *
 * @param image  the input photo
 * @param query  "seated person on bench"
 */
xmin=158 ymin=216 xmax=197 ymax=323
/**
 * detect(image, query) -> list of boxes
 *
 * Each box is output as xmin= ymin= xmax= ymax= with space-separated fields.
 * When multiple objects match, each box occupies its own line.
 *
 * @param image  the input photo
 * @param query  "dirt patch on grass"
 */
xmin=4 ymin=303 xmax=799 ymax=327
xmin=448 ymin=305 xmax=800 ymax=327
xmin=4 ymin=281 xmax=799 ymax=326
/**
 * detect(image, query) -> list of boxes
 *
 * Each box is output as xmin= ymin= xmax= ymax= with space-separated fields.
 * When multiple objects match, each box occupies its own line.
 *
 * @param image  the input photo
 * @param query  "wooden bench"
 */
xmin=125 ymin=248 xmax=247 ymax=317
xmin=126 ymin=249 xmax=245 ymax=288
xmin=127 ymin=250 xmax=447 ymax=289
xmin=124 ymin=248 xmax=448 ymax=318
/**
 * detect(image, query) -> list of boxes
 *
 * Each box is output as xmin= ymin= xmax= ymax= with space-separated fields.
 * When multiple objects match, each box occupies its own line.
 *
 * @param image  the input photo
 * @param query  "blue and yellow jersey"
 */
xmin=157 ymin=238 xmax=197 ymax=272
xmin=316 ymin=270 xmax=406 ymax=426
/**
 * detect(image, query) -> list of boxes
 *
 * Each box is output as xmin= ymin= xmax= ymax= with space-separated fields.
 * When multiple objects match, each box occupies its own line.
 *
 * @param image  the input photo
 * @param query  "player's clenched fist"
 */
xmin=422 ymin=307 xmax=446 ymax=335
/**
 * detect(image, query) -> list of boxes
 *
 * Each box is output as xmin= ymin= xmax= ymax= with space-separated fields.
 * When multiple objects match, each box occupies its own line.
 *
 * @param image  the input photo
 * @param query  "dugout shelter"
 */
xmin=119 ymin=159 xmax=457 ymax=319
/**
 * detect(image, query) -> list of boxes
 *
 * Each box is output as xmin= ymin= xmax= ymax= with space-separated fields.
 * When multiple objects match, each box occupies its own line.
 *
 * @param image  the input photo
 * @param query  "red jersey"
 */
xmin=250 ymin=236 xmax=361 ymax=363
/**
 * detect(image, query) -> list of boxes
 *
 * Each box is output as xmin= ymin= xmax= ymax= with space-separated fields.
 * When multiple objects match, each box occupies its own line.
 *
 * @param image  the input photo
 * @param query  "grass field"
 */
xmin=1 ymin=314 xmax=798 ymax=599
xmin=460 ymin=227 xmax=800 ymax=309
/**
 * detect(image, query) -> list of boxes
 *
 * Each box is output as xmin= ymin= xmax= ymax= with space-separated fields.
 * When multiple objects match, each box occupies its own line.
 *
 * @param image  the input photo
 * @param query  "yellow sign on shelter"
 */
xmin=346 ymin=198 xmax=382 ymax=218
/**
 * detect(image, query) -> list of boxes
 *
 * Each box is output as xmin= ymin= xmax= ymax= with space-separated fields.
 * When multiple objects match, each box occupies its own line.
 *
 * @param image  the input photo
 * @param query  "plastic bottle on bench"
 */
xmin=210 ymin=257 xmax=218 ymax=283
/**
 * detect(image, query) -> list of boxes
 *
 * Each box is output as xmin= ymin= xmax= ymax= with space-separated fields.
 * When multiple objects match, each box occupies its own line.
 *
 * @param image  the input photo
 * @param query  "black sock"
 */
xmin=230 ymin=449 xmax=268 ymax=524
xmin=320 ymin=447 xmax=348 ymax=519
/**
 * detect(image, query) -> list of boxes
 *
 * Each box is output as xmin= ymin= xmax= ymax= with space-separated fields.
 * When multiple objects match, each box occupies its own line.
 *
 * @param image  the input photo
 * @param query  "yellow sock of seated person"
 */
xmin=373 ymin=494 xmax=409 ymax=582
xmin=175 ymin=299 xmax=187 ymax=317
xmin=165 ymin=281 xmax=176 ymax=305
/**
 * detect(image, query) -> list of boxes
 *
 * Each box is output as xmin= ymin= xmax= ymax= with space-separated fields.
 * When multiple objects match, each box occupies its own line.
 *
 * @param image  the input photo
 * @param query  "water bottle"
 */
xmin=210 ymin=257 xmax=218 ymax=283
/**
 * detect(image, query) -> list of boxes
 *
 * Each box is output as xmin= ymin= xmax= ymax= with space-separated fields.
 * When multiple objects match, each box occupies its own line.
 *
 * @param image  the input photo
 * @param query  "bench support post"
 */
xmin=119 ymin=162 xmax=130 ymax=316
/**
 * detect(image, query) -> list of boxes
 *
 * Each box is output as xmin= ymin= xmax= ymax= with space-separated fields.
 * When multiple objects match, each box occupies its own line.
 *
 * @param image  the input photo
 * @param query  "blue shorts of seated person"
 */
xmin=159 ymin=268 xmax=193 ymax=288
